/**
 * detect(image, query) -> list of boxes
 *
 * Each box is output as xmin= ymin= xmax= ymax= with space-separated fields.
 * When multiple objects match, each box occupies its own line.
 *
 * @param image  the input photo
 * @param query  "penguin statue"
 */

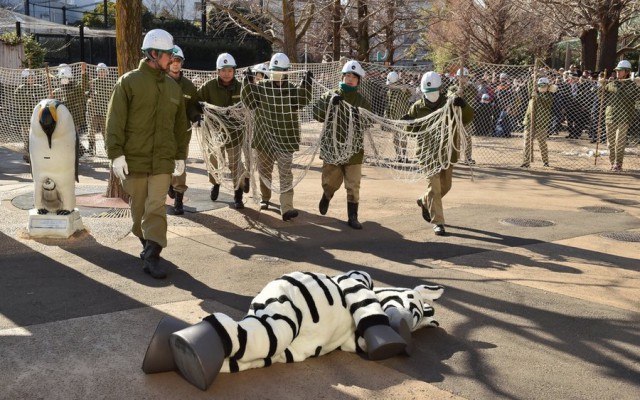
xmin=29 ymin=99 xmax=79 ymax=215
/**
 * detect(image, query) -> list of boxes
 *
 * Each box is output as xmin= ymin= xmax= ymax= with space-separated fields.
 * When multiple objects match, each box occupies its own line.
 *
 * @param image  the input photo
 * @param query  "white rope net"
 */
xmin=1 ymin=60 xmax=639 ymax=196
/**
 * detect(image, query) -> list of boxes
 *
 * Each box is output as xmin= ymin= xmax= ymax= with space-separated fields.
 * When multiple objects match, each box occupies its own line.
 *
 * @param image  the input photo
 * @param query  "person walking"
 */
xmin=312 ymin=60 xmax=372 ymax=229
xmin=384 ymin=71 xmax=411 ymax=162
xmin=521 ymin=77 xmax=557 ymax=168
xmin=106 ymin=29 xmax=189 ymax=279
xmin=86 ymin=63 xmax=112 ymax=156
xmin=14 ymin=69 xmax=46 ymax=163
xmin=166 ymin=45 xmax=202 ymax=215
xmin=197 ymin=52 xmax=247 ymax=208
xmin=405 ymin=71 xmax=473 ymax=236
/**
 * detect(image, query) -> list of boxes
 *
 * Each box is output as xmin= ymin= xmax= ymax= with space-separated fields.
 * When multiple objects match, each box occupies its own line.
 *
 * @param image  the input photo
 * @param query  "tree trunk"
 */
xmin=385 ymin=2 xmax=396 ymax=64
xmin=580 ymin=28 xmax=598 ymax=72
xmin=106 ymin=0 xmax=143 ymax=200
xmin=597 ymin=21 xmax=620 ymax=74
xmin=282 ymin=0 xmax=298 ymax=62
xmin=332 ymin=0 xmax=341 ymax=61
xmin=356 ymin=0 xmax=370 ymax=61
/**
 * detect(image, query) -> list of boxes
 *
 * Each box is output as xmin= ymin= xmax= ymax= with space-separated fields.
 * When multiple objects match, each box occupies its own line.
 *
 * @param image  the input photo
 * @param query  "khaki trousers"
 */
xmin=122 ymin=172 xmax=171 ymax=248
xmin=322 ymin=163 xmax=362 ymax=203
xmin=606 ymin=122 xmax=628 ymax=166
xmin=522 ymin=129 xmax=549 ymax=164
xmin=257 ymin=150 xmax=294 ymax=213
xmin=419 ymin=166 xmax=453 ymax=226
xmin=209 ymin=144 xmax=246 ymax=189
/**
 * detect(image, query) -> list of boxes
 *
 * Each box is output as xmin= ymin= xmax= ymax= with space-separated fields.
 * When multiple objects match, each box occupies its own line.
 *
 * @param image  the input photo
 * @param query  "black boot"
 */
xmin=232 ymin=188 xmax=244 ymax=209
xmin=210 ymin=184 xmax=220 ymax=201
xmin=168 ymin=185 xmax=176 ymax=199
xmin=143 ymin=240 xmax=167 ymax=279
xmin=173 ymin=192 xmax=184 ymax=215
xmin=319 ymin=193 xmax=330 ymax=215
xmin=139 ymin=237 xmax=146 ymax=260
xmin=243 ymin=177 xmax=250 ymax=194
xmin=347 ymin=202 xmax=362 ymax=230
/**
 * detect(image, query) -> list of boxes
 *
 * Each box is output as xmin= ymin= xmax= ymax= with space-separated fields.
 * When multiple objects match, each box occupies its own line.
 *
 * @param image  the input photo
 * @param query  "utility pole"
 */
xmin=24 ymin=0 xmax=30 ymax=16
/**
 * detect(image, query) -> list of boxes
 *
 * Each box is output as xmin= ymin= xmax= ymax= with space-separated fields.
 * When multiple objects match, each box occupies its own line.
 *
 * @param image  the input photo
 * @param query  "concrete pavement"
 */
xmin=1 ymin=146 xmax=639 ymax=400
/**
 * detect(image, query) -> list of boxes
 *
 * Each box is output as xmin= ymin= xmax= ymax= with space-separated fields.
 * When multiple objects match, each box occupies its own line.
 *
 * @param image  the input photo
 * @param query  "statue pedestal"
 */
xmin=27 ymin=209 xmax=84 ymax=238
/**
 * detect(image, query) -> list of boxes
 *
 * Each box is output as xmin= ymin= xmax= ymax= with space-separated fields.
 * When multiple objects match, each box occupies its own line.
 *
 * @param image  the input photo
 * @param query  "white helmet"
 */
xmin=141 ymin=29 xmax=175 ymax=52
xmin=21 ymin=69 xmax=31 ymax=78
xmin=420 ymin=71 xmax=442 ymax=93
xmin=386 ymin=71 xmax=399 ymax=85
xmin=499 ymin=72 xmax=508 ymax=80
xmin=216 ymin=53 xmax=236 ymax=69
xmin=614 ymin=60 xmax=632 ymax=70
xmin=537 ymin=77 xmax=550 ymax=86
xmin=173 ymin=45 xmax=185 ymax=60
xmin=269 ymin=53 xmax=290 ymax=70
xmin=96 ymin=62 xmax=108 ymax=71
xmin=456 ymin=67 xmax=469 ymax=77
xmin=342 ymin=60 xmax=365 ymax=78
xmin=58 ymin=65 xmax=72 ymax=79
xmin=253 ymin=62 xmax=269 ymax=77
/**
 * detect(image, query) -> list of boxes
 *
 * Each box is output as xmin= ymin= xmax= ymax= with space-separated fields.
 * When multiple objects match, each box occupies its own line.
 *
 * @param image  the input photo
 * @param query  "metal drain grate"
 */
xmin=603 ymin=199 xmax=640 ymax=206
xmin=500 ymin=218 xmax=555 ymax=227
xmin=580 ymin=206 xmax=625 ymax=214
xmin=87 ymin=208 xmax=131 ymax=219
xmin=600 ymin=232 xmax=640 ymax=242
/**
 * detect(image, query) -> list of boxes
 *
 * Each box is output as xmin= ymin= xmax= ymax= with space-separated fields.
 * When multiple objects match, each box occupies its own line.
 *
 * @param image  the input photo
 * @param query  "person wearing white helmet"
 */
xmin=521 ymin=76 xmax=557 ymax=168
xmin=53 ymin=62 xmax=89 ymax=152
xmin=197 ymin=52 xmax=248 ymax=209
xmin=311 ymin=60 xmax=371 ymax=229
xmin=241 ymin=52 xmax=313 ymax=221
xmin=384 ymin=70 xmax=412 ymax=162
xmin=14 ymin=68 xmax=46 ymax=163
xmin=599 ymin=59 xmax=640 ymax=171
xmin=448 ymin=66 xmax=477 ymax=164
xmin=252 ymin=62 xmax=269 ymax=82
xmin=166 ymin=45 xmax=202 ymax=215
xmin=106 ymin=28 xmax=189 ymax=279
xmin=404 ymin=71 xmax=473 ymax=236
xmin=86 ymin=63 xmax=113 ymax=156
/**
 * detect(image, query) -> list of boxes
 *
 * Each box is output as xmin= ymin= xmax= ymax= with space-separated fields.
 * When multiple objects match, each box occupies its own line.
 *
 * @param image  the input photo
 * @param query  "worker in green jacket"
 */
xmin=447 ymin=67 xmax=477 ymax=165
xmin=313 ymin=60 xmax=372 ymax=229
xmin=166 ymin=45 xmax=202 ymax=215
xmin=197 ymin=52 xmax=247 ymax=208
xmin=602 ymin=60 xmax=640 ymax=171
xmin=106 ymin=29 xmax=189 ymax=279
xmin=86 ymin=63 xmax=114 ymax=156
xmin=241 ymin=52 xmax=313 ymax=221
xmin=405 ymin=71 xmax=474 ymax=236
xmin=53 ymin=63 xmax=89 ymax=151
xmin=14 ymin=68 xmax=47 ymax=163
xmin=521 ymin=77 xmax=556 ymax=168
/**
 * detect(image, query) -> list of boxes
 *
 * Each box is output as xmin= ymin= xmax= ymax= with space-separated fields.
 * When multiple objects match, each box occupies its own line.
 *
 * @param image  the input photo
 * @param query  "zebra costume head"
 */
xmin=375 ymin=284 xmax=445 ymax=332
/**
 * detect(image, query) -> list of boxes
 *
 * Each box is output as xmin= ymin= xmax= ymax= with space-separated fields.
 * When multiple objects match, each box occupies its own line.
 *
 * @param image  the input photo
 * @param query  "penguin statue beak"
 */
xmin=38 ymin=101 xmax=58 ymax=148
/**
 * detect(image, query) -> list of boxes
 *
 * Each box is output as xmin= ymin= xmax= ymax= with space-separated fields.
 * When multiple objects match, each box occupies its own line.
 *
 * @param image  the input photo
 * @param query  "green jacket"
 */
xmin=242 ymin=79 xmax=312 ymax=153
xmin=405 ymin=95 xmax=474 ymax=164
xmin=14 ymin=83 xmax=47 ymax=125
xmin=447 ymin=82 xmax=478 ymax=115
xmin=106 ymin=60 xmax=189 ymax=174
xmin=174 ymin=73 xmax=201 ymax=123
xmin=88 ymin=76 xmax=113 ymax=115
xmin=385 ymin=86 xmax=411 ymax=120
xmin=198 ymin=77 xmax=242 ymax=148
xmin=53 ymin=74 xmax=89 ymax=128
xmin=604 ymin=79 xmax=640 ymax=124
xmin=523 ymin=92 xmax=553 ymax=132
xmin=313 ymin=88 xmax=372 ymax=165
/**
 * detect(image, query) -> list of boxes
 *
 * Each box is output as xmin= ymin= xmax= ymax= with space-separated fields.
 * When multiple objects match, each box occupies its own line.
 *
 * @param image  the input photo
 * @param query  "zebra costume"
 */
xmin=142 ymin=270 xmax=444 ymax=390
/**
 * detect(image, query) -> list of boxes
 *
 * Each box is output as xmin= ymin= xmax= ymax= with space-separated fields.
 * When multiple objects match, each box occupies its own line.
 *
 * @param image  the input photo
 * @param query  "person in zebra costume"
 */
xmin=142 ymin=270 xmax=444 ymax=390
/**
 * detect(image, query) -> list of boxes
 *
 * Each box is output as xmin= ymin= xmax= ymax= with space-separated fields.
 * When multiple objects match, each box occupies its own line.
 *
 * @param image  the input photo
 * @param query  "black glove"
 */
xmin=303 ymin=70 xmax=314 ymax=86
xmin=331 ymin=95 xmax=343 ymax=106
xmin=453 ymin=96 xmax=466 ymax=107
xmin=242 ymin=67 xmax=254 ymax=84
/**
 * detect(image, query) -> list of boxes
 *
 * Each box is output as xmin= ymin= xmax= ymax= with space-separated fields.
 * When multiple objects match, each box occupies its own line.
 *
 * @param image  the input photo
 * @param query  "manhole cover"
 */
xmin=603 ymin=199 xmax=640 ymax=206
xmin=600 ymin=232 xmax=640 ymax=242
xmin=500 ymin=218 xmax=555 ymax=227
xmin=580 ymin=206 xmax=625 ymax=214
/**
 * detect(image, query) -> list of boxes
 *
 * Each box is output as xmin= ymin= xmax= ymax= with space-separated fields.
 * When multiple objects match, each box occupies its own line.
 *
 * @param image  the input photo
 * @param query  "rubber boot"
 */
xmin=347 ymin=202 xmax=362 ymax=230
xmin=243 ymin=177 xmax=250 ymax=194
xmin=168 ymin=185 xmax=176 ymax=199
xmin=319 ymin=193 xmax=330 ymax=215
xmin=232 ymin=188 xmax=244 ymax=209
xmin=170 ymin=321 xmax=226 ymax=391
xmin=143 ymin=240 xmax=167 ymax=279
xmin=363 ymin=324 xmax=407 ymax=361
xmin=210 ymin=184 xmax=220 ymax=201
xmin=142 ymin=316 xmax=190 ymax=374
xmin=173 ymin=192 xmax=184 ymax=215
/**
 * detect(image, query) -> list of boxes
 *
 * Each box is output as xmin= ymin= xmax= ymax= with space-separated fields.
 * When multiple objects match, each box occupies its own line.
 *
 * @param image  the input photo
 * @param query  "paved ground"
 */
xmin=1 ymin=146 xmax=639 ymax=400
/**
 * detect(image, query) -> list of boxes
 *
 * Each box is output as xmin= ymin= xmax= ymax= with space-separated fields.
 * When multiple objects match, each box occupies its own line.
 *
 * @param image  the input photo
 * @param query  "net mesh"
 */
xmin=1 ymin=60 xmax=639 ymax=198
